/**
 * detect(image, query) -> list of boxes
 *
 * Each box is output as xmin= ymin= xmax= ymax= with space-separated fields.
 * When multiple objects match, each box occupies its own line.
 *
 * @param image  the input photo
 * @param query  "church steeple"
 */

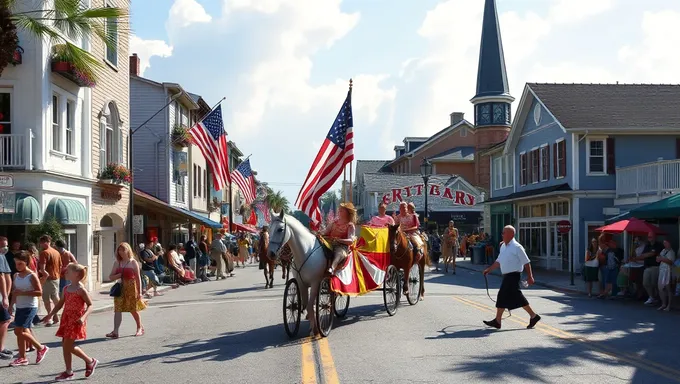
xmin=471 ymin=0 xmax=514 ymax=127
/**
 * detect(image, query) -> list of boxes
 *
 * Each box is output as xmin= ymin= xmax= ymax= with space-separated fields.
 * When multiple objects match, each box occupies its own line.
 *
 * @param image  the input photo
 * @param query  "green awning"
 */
xmin=629 ymin=194 xmax=680 ymax=220
xmin=605 ymin=211 xmax=632 ymax=224
xmin=0 ymin=193 xmax=42 ymax=224
xmin=44 ymin=198 xmax=88 ymax=225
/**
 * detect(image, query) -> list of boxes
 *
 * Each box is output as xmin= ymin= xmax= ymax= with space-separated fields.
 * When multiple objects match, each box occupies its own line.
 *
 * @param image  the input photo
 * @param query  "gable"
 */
xmin=445 ymin=177 xmax=481 ymax=198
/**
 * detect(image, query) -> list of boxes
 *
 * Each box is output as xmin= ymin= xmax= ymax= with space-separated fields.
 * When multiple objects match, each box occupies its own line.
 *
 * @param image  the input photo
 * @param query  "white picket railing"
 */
xmin=0 ymin=130 xmax=34 ymax=170
xmin=616 ymin=158 xmax=680 ymax=197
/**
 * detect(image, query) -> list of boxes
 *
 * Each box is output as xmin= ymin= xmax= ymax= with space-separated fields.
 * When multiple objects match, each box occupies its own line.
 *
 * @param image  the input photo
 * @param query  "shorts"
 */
xmin=14 ymin=307 xmax=38 ymax=329
xmin=42 ymin=279 xmax=60 ymax=302
xmin=602 ymin=268 xmax=618 ymax=286
xmin=0 ymin=307 xmax=11 ymax=323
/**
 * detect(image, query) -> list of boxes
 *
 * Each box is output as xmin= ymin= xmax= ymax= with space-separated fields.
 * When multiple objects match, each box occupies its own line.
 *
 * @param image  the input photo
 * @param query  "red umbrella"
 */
xmin=595 ymin=218 xmax=665 ymax=235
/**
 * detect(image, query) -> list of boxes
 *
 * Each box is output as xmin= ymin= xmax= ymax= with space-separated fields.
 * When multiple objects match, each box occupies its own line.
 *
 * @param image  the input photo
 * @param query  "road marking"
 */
xmin=151 ymin=297 xmax=279 ymax=309
xmin=301 ymin=337 xmax=317 ymax=384
xmin=317 ymin=337 xmax=340 ymax=384
xmin=453 ymin=296 xmax=680 ymax=382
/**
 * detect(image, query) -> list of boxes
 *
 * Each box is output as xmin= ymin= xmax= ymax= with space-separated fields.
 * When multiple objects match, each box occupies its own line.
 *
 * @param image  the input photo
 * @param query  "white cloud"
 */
xmin=129 ymin=35 xmax=174 ymax=76
xmin=548 ymin=0 xmax=617 ymax=24
xmin=167 ymin=0 xmax=212 ymax=28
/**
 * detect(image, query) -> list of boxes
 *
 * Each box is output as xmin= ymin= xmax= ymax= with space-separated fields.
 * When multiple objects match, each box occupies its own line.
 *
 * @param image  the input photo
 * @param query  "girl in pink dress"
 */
xmin=322 ymin=202 xmax=357 ymax=275
xmin=43 ymin=263 xmax=97 ymax=381
xmin=404 ymin=202 xmax=424 ymax=257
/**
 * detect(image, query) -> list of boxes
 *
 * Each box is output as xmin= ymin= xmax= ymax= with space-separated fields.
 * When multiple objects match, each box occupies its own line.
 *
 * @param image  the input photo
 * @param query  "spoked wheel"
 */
xmin=383 ymin=265 xmax=400 ymax=316
xmin=334 ymin=294 xmax=350 ymax=318
xmin=315 ymin=277 xmax=334 ymax=337
xmin=283 ymin=279 xmax=302 ymax=338
xmin=406 ymin=263 xmax=422 ymax=306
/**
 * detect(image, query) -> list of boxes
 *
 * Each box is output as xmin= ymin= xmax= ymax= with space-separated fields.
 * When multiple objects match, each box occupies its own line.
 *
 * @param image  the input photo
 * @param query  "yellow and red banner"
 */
xmin=330 ymin=226 xmax=391 ymax=296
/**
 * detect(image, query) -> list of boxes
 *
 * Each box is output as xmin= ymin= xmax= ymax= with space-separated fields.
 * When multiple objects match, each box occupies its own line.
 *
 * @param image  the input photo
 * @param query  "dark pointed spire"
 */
xmin=473 ymin=0 xmax=511 ymax=101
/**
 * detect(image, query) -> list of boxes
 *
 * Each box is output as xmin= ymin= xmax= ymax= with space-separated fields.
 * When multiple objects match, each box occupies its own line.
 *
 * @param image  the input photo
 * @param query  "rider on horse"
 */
xmin=321 ymin=202 xmax=357 ymax=275
xmin=367 ymin=202 xmax=395 ymax=227
xmin=396 ymin=201 xmax=424 ymax=258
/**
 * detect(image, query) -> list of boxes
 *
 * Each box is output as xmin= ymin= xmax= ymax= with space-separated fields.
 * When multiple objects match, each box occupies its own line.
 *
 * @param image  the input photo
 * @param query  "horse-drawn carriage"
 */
xmin=267 ymin=211 xmax=427 ymax=338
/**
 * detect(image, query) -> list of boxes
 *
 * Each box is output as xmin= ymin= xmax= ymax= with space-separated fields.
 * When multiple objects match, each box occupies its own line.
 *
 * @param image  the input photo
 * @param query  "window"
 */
xmin=550 ymin=201 xmax=569 ymax=216
xmin=540 ymin=145 xmax=549 ymax=181
xmin=493 ymin=157 xmax=502 ymax=190
xmin=65 ymin=101 xmax=75 ymax=155
xmin=519 ymin=222 xmax=548 ymax=259
xmin=520 ymin=152 xmax=527 ymax=186
xmin=518 ymin=204 xmax=547 ymax=218
xmin=101 ymin=102 xmax=121 ymax=167
xmin=204 ymin=169 xmax=208 ymax=197
xmin=105 ymin=3 xmax=118 ymax=65
xmin=198 ymin=165 xmax=202 ymax=198
xmin=106 ymin=118 xmax=114 ymax=164
xmin=587 ymin=139 xmax=605 ymax=174
xmin=460 ymin=127 xmax=467 ymax=137
xmin=63 ymin=228 xmax=78 ymax=262
xmin=52 ymin=95 xmax=61 ymax=151
xmin=531 ymin=149 xmax=540 ymax=183
xmin=0 ymin=91 xmax=11 ymax=134
xmin=493 ymin=155 xmax=513 ymax=190
xmin=193 ymin=164 xmax=197 ymax=197
xmin=554 ymin=140 xmax=566 ymax=178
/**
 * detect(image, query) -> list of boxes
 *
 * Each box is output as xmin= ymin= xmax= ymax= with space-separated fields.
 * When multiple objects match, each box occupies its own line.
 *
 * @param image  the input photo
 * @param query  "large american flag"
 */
xmin=295 ymin=89 xmax=353 ymax=226
xmin=232 ymin=159 xmax=257 ymax=204
xmin=188 ymin=105 xmax=230 ymax=190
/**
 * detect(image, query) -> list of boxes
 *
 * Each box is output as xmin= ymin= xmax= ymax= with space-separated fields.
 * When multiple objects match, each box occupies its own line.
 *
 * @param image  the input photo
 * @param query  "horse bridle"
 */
xmin=270 ymin=216 xmax=321 ymax=288
xmin=391 ymin=228 xmax=408 ymax=261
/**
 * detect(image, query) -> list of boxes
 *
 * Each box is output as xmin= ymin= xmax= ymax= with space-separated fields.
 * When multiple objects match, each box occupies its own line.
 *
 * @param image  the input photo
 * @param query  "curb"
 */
xmin=456 ymin=263 xmax=587 ymax=296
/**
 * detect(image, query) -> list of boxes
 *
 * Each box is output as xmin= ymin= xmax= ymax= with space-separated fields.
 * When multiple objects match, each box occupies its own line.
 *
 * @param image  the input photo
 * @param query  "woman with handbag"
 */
xmin=584 ymin=238 xmax=600 ymax=297
xmin=106 ymin=242 xmax=146 ymax=339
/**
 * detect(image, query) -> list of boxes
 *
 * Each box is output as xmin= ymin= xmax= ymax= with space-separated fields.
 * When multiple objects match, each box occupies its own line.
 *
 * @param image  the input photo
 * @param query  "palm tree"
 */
xmin=1 ymin=0 xmax=128 ymax=80
xmin=266 ymin=191 xmax=290 ymax=214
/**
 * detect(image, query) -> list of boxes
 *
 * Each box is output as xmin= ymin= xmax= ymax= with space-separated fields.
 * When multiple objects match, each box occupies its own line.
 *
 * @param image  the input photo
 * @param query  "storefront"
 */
xmin=516 ymin=199 xmax=571 ymax=271
xmin=490 ymin=203 xmax=513 ymax=240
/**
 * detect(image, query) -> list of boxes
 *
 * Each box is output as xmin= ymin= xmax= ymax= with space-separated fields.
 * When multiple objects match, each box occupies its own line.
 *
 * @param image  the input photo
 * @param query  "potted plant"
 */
xmin=172 ymin=125 xmax=192 ymax=148
xmin=50 ymin=44 xmax=96 ymax=87
xmin=97 ymin=163 xmax=131 ymax=185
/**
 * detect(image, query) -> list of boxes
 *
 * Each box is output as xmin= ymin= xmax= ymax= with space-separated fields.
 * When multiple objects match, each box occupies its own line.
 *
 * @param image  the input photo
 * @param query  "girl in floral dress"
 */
xmin=106 ymin=242 xmax=146 ymax=339
xmin=43 ymin=263 xmax=97 ymax=381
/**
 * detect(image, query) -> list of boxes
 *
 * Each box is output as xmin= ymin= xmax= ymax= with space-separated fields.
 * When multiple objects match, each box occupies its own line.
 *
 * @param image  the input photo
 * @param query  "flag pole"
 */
xmin=342 ymin=167 xmax=346 ymax=203
xmin=227 ymin=154 xmax=253 ymax=233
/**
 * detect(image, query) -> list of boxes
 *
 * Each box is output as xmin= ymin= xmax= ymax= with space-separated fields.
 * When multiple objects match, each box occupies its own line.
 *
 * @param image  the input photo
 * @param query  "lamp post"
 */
xmin=420 ymin=158 xmax=433 ymax=230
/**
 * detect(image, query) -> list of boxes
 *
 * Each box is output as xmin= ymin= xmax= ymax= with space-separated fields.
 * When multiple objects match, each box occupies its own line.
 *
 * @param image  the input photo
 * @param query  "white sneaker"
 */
xmin=644 ymin=298 xmax=656 ymax=305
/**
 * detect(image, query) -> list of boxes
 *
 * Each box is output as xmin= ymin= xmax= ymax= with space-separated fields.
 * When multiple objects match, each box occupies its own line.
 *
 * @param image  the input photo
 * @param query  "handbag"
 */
xmin=109 ymin=280 xmax=122 ymax=297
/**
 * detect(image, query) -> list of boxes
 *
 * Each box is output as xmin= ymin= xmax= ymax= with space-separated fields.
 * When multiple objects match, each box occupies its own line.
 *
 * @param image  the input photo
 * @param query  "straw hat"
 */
xmin=340 ymin=202 xmax=357 ymax=212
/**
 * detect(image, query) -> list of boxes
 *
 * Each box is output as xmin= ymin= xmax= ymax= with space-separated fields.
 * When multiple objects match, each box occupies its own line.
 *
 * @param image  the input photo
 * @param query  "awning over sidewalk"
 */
xmin=134 ymin=189 xmax=221 ymax=228
xmin=176 ymin=207 xmax=222 ymax=229
xmin=628 ymin=194 xmax=680 ymax=220
xmin=44 ymin=198 xmax=88 ymax=225
xmin=0 ymin=193 xmax=42 ymax=225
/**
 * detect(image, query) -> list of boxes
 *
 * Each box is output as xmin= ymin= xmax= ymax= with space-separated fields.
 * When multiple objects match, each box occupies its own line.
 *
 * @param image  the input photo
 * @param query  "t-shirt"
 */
xmin=210 ymin=239 xmax=227 ymax=257
xmin=643 ymin=241 xmax=663 ymax=267
xmin=0 ymin=252 xmax=11 ymax=274
xmin=496 ymin=239 xmax=531 ymax=274
xmin=140 ymin=248 xmax=155 ymax=271
xmin=39 ymin=247 xmax=62 ymax=280
xmin=368 ymin=215 xmax=395 ymax=227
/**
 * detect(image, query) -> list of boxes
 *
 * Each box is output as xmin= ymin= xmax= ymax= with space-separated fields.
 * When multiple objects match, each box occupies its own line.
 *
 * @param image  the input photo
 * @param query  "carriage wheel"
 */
xmin=334 ymin=294 xmax=350 ymax=318
xmin=315 ymin=277 xmax=334 ymax=337
xmin=283 ymin=279 xmax=302 ymax=338
xmin=406 ymin=263 xmax=422 ymax=306
xmin=383 ymin=265 xmax=399 ymax=316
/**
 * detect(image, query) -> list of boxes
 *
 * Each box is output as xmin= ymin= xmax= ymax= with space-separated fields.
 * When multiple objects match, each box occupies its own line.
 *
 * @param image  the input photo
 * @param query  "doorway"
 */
xmin=550 ymin=223 xmax=570 ymax=271
xmin=100 ymin=231 xmax=117 ymax=282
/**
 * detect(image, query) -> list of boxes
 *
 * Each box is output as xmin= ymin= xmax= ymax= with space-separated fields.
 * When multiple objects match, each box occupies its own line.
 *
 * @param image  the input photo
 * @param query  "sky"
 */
xmin=129 ymin=0 xmax=680 ymax=206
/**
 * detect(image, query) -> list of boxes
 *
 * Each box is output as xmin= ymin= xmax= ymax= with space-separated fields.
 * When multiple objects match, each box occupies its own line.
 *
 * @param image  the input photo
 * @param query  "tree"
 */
xmin=27 ymin=217 xmax=65 ymax=244
xmin=320 ymin=191 xmax=339 ymax=207
xmin=266 ymin=190 xmax=290 ymax=214
xmin=1 ymin=0 xmax=128 ymax=80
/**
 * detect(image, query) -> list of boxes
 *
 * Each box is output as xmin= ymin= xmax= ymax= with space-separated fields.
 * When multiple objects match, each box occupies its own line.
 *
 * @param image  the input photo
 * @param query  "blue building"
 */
xmin=486 ymin=83 xmax=680 ymax=271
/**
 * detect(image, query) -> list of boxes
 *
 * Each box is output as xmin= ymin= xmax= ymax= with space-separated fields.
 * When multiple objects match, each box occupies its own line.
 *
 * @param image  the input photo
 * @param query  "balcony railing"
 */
xmin=616 ymin=158 xmax=680 ymax=198
xmin=0 ymin=130 xmax=34 ymax=170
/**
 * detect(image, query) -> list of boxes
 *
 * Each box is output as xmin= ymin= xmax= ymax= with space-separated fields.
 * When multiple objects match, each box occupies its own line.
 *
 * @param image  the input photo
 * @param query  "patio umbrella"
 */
xmin=595 ymin=217 xmax=666 ymax=235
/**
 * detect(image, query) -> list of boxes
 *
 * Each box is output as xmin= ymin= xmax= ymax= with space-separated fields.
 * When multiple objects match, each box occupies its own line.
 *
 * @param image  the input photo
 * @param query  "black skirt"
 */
xmin=496 ymin=272 xmax=529 ymax=310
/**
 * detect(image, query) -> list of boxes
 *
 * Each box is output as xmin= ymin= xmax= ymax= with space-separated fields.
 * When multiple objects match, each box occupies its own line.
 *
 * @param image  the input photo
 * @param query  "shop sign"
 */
xmin=133 ymin=215 xmax=144 ymax=235
xmin=0 ymin=175 xmax=13 ymax=188
xmin=381 ymin=184 xmax=476 ymax=206
xmin=557 ymin=220 xmax=572 ymax=234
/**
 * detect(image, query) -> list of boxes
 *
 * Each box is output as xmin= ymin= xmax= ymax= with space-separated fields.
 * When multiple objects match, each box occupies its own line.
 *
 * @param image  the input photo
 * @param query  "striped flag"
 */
xmin=232 ymin=159 xmax=257 ymax=204
xmin=295 ymin=89 xmax=353 ymax=226
xmin=188 ymin=105 xmax=230 ymax=190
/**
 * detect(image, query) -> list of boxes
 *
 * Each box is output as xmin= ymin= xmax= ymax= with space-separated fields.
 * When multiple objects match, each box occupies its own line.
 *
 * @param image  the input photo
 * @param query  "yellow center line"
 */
xmin=317 ymin=337 xmax=340 ymax=384
xmin=453 ymin=295 xmax=680 ymax=382
xmin=301 ymin=337 xmax=317 ymax=384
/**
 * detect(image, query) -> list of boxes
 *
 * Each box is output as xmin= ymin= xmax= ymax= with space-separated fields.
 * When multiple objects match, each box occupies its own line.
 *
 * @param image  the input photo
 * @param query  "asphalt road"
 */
xmin=3 ymin=263 xmax=680 ymax=383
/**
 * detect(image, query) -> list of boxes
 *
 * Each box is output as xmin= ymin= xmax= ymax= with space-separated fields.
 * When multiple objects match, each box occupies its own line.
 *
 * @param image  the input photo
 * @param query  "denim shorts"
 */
xmin=603 ymin=268 xmax=618 ymax=286
xmin=14 ymin=307 xmax=38 ymax=329
xmin=0 ymin=307 xmax=11 ymax=323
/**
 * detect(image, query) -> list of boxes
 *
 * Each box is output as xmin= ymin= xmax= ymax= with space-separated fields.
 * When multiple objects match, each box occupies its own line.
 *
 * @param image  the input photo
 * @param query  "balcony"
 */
xmin=0 ymin=131 xmax=34 ymax=170
xmin=616 ymin=158 xmax=680 ymax=202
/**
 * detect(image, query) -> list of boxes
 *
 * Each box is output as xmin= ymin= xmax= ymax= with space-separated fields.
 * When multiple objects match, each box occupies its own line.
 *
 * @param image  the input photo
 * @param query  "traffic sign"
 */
xmin=557 ymin=220 xmax=572 ymax=234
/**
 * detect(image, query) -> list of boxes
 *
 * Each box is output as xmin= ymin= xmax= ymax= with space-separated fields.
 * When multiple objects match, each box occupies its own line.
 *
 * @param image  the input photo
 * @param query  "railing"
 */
xmin=0 ymin=130 xmax=34 ymax=170
xmin=616 ymin=158 xmax=680 ymax=197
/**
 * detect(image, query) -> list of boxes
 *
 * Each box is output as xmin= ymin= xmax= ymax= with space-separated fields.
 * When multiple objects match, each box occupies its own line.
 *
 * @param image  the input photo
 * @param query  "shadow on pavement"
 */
xmin=425 ymin=326 xmax=523 ymax=340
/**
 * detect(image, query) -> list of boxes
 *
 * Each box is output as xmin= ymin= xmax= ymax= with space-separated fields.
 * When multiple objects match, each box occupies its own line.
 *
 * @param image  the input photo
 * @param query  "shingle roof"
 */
xmin=529 ymin=83 xmax=680 ymax=129
xmin=430 ymin=146 xmax=475 ymax=162
xmin=355 ymin=160 xmax=390 ymax=186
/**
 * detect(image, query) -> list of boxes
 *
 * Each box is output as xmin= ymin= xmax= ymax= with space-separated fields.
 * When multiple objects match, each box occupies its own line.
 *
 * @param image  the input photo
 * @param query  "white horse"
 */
xmin=267 ymin=210 xmax=328 ymax=335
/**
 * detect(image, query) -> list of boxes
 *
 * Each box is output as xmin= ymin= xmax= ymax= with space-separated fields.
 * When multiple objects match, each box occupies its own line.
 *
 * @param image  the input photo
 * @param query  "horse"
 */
xmin=387 ymin=223 xmax=430 ymax=301
xmin=259 ymin=238 xmax=276 ymax=289
xmin=267 ymin=210 xmax=328 ymax=336
xmin=278 ymin=243 xmax=293 ymax=281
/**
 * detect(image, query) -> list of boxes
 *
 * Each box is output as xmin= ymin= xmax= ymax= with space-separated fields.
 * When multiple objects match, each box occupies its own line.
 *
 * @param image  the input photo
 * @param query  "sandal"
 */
xmin=135 ymin=328 xmax=145 ymax=337
xmin=105 ymin=332 xmax=118 ymax=339
xmin=55 ymin=371 xmax=74 ymax=381
xmin=85 ymin=358 xmax=98 ymax=378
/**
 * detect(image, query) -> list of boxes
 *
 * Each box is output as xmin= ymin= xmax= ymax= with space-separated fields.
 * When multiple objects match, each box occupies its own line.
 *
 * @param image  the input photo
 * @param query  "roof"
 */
xmin=430 ymin=147 xmax=475 ymax=162
xmin=479 ymin=140 xmax=506 ymax=156
xmin=474 ymin=0 xmax=511 ymax=100
xmin=131 ymin=75 xmax=199 ymax=109
xmin=355 ymin=160 xmax=391 ymax=185
xmin=387 ymin=119 xmax=474 ymax=166
xmin=363 ymin=173 xmax=457 ymax=192
xmin=486 ymin=183 xmax=571 ymax=203
xmin=528 ymin=83 xmax=680 ymax=129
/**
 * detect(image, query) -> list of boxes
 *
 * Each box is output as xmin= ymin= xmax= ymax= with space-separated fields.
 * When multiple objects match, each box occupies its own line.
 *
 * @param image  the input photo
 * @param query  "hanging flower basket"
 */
xmin=97 ymin=163 xmax=131 ymax=185
xmin=172 ymin=125 xmax=192 ymax=148
xmin=51 ymin=60 xmax=96 ymax=87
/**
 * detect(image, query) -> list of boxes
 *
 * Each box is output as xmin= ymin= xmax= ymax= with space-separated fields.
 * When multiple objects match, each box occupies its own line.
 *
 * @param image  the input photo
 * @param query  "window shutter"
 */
xmin=676 ymin=138 xmax=680 ymax=159
xmin=560 ymin=140 xmax=567 ymax=178
xmin=553 ymin=143 xmax=557 ymax=178
xmin=545 ymin=145 xmax=551 ymax=180
xmin=99 ymin=117 xmax=107 ymax=171
xmin=118 ymin=127 xmax=124 ymax=165
xmin=606 ymin=138 xmax=615 ymax=174
xmin=520 ymin=153 xmax=527 ymax=185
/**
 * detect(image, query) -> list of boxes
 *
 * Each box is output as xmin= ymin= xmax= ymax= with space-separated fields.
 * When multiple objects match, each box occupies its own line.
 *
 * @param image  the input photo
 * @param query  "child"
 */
xmin=8 ymin=251 xmax=49 ymax=367
xmin=43 ymin=263 xmax=97 ymax=380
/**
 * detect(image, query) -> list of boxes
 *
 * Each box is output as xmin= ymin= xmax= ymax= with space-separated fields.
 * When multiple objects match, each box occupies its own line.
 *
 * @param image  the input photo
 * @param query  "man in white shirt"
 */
xmin=482 ymin=225 xmax=541 ymax=329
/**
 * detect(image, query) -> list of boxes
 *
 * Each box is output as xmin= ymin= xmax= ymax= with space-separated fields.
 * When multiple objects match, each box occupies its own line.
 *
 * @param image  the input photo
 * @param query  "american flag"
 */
xmin=232 ymin=159 xmax=257 ymax=204
xmin=255 ymin=201 xmax=271 ymax=223
xmin=188 ymin=105 xmax=230 ymax=190
xmin=295 ymin=89 xmax=353 ymax=226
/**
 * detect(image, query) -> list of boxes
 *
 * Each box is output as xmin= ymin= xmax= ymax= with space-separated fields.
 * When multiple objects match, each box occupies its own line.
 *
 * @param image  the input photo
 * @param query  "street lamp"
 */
xmin=420 ymin=158 xmax=433 ymax=229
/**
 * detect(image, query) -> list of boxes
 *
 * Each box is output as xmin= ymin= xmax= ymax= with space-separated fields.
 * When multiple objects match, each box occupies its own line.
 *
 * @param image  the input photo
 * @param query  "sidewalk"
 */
xmin=453 ymin=257 xmax=588 ymax=295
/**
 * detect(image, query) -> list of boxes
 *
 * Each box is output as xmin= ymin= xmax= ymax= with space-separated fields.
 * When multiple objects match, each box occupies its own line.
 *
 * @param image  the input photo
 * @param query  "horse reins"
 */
xmin=484 ymin=273 xmax=511 ymax=319
xmin=271 ymin=216 xmax=321 ymax=289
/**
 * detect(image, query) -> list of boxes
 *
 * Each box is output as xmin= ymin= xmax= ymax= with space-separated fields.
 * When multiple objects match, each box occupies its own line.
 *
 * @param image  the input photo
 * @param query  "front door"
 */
xmin=551 ymin=224 xmax=570 ymax=271
xmin=100 ymin=232 xmax=117 ymax=282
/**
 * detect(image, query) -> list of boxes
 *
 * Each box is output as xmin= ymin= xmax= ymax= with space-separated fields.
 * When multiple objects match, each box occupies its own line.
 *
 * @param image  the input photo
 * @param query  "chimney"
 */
xmin=450 ymin=112 xmax=464 ymax=125
xmin=130 ymin=53 xmax=140 ymax=76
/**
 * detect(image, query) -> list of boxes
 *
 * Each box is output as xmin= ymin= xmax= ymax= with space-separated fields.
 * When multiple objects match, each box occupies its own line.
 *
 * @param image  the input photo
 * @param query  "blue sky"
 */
xmin=129 ymin=0 xmax=680 ymax=205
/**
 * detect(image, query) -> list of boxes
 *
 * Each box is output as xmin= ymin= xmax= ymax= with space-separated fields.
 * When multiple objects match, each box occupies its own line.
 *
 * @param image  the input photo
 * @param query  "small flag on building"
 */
xmin=232 ymin=159 xmax=257 ymax=205
xmin=188 ymin=105 xmax=230 ymax=191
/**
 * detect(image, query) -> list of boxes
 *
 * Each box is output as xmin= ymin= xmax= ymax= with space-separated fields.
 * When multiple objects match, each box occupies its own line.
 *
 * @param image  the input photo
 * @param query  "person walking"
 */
xmin=38 ymin=235 xmax=62 ymax=326
xmin=55 ymin=240 xmax=76 ymax=293
xmin=482 ymin=225 xmax=541 ymax=330
xmin=43 ymin=263 xmax=97 ymax=380
xmin=210 ymin=233 xmax=228 ymax=280
xmin=106 ymin=242 xmax=146 ymax=339
xmin=0 ymin=239 xmax=13 ymax=360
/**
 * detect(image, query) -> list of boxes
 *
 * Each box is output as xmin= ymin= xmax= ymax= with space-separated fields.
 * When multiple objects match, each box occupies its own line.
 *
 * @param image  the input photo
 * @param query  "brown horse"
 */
xmin=387 ymin=224 xmax=430 ymax=301
xmin=279 ymin=243 xmax=292 ymax=280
